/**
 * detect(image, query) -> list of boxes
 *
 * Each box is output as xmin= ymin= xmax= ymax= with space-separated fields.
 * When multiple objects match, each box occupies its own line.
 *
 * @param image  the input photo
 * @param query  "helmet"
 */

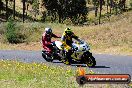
xmin=65 ymin=28 xmax=72 ymax=35
xmin=45 ymin=27 xmax=52 ymax=34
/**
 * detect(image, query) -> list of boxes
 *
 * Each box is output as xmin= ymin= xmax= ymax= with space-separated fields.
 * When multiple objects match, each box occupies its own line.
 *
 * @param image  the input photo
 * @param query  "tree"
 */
xmin=32 ymin=0 xmax=39 ymax=20
xmin=13 ymin=0 xmax=15 ymax=20
xmin=43 ymin=0 xmax=59 ymax=22
xmin=109 ymin=0 xmax=114 ymax=14
xmin=106 ymin=0 xmax=109 ymax=14
xmin=92 ymin=0 xmax=99 ymax=17
xmin=24 ymin=0 xmax=40 ymax=21
xmin=99 ymin=0 xmax=103 ymax=24
xmin=118 ymin=0 xmax=126 ymax=11
xmin=0 ymin=0 xmax=4 ymax=14
xmin=130 ymin=0 xmax=132 ymax=8
xmin=22 ymin=0 xmax=26 ymax=22
xmin=6 ymin=0 xmax=9 ymax=21
xmin=42 ymin=0 xmax=88 ymax=24
xmin=92 ymin=0 xmax=104 ymax=24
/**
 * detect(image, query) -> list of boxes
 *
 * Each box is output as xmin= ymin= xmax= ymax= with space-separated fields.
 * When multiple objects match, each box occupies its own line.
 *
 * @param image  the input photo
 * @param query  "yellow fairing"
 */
xmin=62 ymin=41 xmax=71 ymax=52
xmin=63 ymin=32 xmax=72 ymax=40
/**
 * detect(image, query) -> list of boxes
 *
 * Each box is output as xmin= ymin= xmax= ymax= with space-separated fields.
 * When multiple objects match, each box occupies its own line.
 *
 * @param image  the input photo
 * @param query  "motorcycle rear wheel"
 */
xmin=42 ymin=51 xmax=53 ymax=62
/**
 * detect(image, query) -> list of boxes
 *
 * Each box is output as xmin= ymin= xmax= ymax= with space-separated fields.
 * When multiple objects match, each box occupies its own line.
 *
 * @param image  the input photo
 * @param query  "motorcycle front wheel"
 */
xmin=85 ymin=56 xmax=96 ymax=67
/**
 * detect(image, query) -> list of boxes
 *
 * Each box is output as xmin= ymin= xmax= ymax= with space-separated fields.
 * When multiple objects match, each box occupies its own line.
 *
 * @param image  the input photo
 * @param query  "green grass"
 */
xmin=0 ymin=60 xmax=77 ymax=88
xmin=0 ymin=60 xmax=131 ymax=88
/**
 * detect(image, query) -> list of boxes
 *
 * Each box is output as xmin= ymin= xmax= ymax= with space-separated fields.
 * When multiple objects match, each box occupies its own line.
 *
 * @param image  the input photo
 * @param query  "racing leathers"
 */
xmin=42 ymin=32 xmax=60 ymax=54
xmin=61 ymin=32 xmax=80 ymax=64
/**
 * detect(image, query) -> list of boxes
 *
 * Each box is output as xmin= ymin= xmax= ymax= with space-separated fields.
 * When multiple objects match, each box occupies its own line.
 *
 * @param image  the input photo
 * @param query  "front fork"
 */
xmin=80 ymin=51 xmax=93 ymax=63
xmin=83 ymin=51 xmax=92 ymax=58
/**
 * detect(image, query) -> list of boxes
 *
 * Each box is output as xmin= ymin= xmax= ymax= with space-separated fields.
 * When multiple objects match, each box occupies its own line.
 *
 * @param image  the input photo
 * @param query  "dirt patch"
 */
xmin=1 ymin=42 xmax=132 ymax=56
xmin=0 ymin=42 xmax=42 ymax=51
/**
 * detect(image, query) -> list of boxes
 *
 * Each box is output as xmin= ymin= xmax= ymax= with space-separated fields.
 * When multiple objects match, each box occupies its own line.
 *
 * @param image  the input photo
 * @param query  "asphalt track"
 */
xmin=0 ymin=50 xmax=132 ymax=76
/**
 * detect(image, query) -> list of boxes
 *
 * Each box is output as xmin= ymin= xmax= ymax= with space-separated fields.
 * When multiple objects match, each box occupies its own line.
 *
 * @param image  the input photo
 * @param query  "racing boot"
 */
xmin=64 ymin=56 xmax=72 ymax=65
xmin=64 ymin=60 xmax=71 ymax=65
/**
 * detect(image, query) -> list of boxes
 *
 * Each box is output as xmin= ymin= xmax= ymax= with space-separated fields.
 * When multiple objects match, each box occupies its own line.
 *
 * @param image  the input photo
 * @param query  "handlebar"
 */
xmin=73 ymin=40 xmax=84 ymax=44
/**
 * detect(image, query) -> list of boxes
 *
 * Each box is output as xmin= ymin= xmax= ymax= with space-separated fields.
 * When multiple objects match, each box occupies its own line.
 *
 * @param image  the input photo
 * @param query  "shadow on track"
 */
xmin=89 ymin=66 xmax=110 ymax=68
xmin=71 ymin=64 xmax=110 ymax=68
xmin=51 ymin=60 xmax=110 ymax=68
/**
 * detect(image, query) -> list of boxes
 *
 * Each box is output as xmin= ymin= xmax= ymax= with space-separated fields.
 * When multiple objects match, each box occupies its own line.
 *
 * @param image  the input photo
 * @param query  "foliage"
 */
xmin=130 ymin=0 xmax=132 ymax=8
xmin=5 ymin=18 xmax=26 ymax=44
xmin=31 ymin=0 xmax=39 ymax=16
xmin=0 ymin=0 xmax=4 ymax=11
xmin=42 ymin=0 xmax=88 ymax=24
xmin=1 ymin=0 xmax=132 ymax=24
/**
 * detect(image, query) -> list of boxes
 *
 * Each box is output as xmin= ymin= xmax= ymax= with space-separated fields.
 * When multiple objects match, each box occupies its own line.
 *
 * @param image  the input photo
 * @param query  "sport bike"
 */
xmin=42 ymin=39 xmax=96 ymax=67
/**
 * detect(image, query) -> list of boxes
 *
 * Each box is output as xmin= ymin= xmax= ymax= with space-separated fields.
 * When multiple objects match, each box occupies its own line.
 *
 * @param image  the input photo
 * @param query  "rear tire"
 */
xmin=42 ymin=51 xmax=53 ymax=62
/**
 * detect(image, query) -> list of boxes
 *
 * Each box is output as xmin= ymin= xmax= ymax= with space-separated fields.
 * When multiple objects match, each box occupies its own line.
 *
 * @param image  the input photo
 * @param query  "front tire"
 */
xmin=83 ymin=51 xmax=96 ymax=67
xmin=86 ymin=56 xmax=96 ymax=67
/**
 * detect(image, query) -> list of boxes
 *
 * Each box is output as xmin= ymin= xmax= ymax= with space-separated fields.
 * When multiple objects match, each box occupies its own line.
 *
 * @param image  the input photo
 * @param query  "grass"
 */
xmin=0 ymin=11 xmax=132 ymax=55
xmin=0 ymin=60 xmax=76 ymax=88
xmin=0 ymin=42 xmax=42 ymax=50
xmin=0 ymin=60 xmax=131 ymax=88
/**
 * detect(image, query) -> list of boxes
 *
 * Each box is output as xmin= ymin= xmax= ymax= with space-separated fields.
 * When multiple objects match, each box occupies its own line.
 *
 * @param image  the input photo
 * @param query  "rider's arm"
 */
xmin=72 ymin=33 xmax=82 ymax=42
xmin=52 ymin=33 xmax=61 ymax=38
xmin=72 ymin=33 xmax=79 ymax=40
xmin=61 ymin=35 xmax=67 ymax=46
xmin=61 ymin=35 xmax=65 ymax=41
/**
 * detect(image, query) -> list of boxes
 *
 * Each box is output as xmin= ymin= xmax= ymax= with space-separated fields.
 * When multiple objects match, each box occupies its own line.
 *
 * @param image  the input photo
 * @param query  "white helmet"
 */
xmin=45 ymin=27 xmax=52 ymax=34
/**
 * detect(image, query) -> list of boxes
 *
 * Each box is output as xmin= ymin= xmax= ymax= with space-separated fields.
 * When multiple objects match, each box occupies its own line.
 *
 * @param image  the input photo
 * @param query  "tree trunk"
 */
xmin=23 ymin=0 xmax=25 ymax=22
xmin=13 ymin=0 xmax=15 ymax=20
xmin=95 ymin=6 xmax=98 ymax=17
xmin=0 ymin=0 xmax=2 ymax=14
xmin=119 ymin=0 xmax=126 ymax=11
xmin=39 ymin=0 xmax=42 ymax=15
xmin=99 ymin=0 xmax=102 ymax=24
xmin=107 ymin=0 xmax=109 ymax=14
xmin=115 ymin=3 xmax=118 ymax=15
xmin=6 ymin=0 xmax=8 ymax=21
xmin=123 ymin=0 xmax=126 ymax=10
xmin=110 ymin=0 xmax=113 ymax=14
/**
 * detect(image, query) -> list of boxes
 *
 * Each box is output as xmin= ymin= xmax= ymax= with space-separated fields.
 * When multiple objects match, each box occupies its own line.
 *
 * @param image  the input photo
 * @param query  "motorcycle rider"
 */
xmin=42 ymin=27 xmax=61 ymax=56
xmin=61 ymin=28 xmax=81 ymax=65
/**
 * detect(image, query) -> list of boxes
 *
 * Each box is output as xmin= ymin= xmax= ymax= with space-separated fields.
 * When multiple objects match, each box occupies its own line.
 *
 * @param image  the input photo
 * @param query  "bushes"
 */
xmin=5 ymin=18 xmax=26 ymax=44
xmin=2 ymin=21 xmax=44 ymax=44
xmin=130 ymin=0 xmax=132 ymax=8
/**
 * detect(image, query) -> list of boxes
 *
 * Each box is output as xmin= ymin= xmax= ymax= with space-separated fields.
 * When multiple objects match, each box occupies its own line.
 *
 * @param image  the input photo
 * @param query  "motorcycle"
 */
xmin=42 ymin=39 xmax=96 ymax=67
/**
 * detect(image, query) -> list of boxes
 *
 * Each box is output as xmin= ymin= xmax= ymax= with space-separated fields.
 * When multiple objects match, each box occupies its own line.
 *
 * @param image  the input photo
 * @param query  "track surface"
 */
xmin=0 ymin=50 xmax=132 ymax=76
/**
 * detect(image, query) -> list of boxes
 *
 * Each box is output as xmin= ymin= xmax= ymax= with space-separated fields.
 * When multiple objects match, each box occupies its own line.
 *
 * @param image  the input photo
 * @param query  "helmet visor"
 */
xmin=46 ymin=29 xmax=52 ymax=34
xmin=66 ymin=31 xmax=72 ymax=35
